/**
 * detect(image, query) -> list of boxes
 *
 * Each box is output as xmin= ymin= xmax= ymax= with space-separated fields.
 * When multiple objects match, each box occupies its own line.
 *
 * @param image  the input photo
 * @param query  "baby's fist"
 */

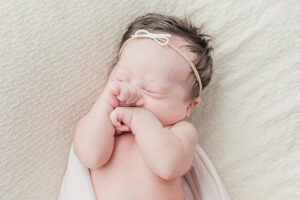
xmin=109 ymin=107 xmax=136 ymax=134
xmin=105 ymin=81 xmax=144 ymax=108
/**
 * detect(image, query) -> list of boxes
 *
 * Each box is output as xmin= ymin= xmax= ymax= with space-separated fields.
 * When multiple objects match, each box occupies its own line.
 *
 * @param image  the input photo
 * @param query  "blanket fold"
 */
xmin=58 ymin=142 xmax=230 ymax=200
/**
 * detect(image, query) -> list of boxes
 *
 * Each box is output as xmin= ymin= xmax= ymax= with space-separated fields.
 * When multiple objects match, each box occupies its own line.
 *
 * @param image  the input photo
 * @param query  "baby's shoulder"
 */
xmin=167 ymin=120 xmax=196 ymax=131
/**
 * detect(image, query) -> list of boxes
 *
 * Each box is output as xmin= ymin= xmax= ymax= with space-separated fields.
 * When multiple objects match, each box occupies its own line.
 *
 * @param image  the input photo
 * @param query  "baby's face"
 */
xmin=108 ymin=34 xmax=197 ymax=126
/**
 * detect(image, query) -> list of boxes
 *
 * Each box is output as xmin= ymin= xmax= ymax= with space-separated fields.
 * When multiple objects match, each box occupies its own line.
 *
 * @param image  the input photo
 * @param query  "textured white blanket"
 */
xmin=1 ymin=0 xmax=299 ymax=199
xmin=58 ymin=143 xmax=230 ymax=200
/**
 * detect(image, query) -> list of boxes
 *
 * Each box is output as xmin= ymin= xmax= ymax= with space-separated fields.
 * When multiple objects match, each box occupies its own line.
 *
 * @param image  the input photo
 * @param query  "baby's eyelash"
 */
xmin=144 ymin=89 xmax=162 ymax=95
xmin=143 ymin=89 xmax=151 ymax=93
xmin=143 ymin=89 xmax=154 ymax=94
xmin=116 ymin=76 xmax=128 ymax=82
xmin=143 ymin=87 xmax=154 ymax=92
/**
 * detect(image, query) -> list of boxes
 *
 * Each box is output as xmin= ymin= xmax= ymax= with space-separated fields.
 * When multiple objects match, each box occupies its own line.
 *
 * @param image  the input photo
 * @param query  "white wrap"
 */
xmin=58 ymin=143 xmax=230 ymax=200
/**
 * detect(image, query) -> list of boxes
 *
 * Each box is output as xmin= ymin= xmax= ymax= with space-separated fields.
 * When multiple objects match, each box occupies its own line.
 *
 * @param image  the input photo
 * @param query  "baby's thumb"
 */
xmin=135 ymin=98 xmax=144 ymax=106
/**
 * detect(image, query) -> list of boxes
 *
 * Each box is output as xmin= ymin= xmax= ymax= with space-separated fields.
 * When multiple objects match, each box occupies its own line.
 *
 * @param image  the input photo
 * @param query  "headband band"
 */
xmin=118 ymin=29 xmax=202 ymax=95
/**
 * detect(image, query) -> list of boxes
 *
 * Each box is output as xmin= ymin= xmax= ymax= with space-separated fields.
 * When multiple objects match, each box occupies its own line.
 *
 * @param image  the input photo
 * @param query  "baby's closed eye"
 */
xmin=143 ymin=88 xmax=157 ymax=94
xmin=143 ymin=89 xmax=167 ymax=100
xmin=143 ymin=86 xmax=164 ymax=94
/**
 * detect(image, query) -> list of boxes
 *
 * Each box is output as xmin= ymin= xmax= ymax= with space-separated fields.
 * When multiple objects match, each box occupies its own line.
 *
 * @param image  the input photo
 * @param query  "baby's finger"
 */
xmin=135 ymin=98 xmax=144 ymax=106
xmin=128 ymin=93 xmax=139 ymax=105
xmin=134 ymin=89 xmax=144 ymax=105
xmin=109 ymin=110 xmax=122 ymax=127
xmin=110 ymin=82 xmax=120 ymax=95
xmin=118 ymin=83 xmax=130 ymax=101
xmin=126 ymin=86 xmax=138 ymax=104
xmin=116 ymin=125 xmax=129 ymax=132
xmin=136 ymin=88 xmax=143 ymax=99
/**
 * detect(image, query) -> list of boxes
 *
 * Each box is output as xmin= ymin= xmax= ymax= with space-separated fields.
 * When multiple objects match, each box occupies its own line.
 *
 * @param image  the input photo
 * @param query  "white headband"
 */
xmin=118 ymin=29 xmax=202 ymax=95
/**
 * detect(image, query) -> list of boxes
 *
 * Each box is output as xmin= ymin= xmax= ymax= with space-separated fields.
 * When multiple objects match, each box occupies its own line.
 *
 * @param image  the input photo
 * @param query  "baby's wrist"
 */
xmin=100 ymin=96 xmax=115 ymax=113
xmin=87 ymin=95 xmax=114 ymax=120
xmin=131 ymin=108 xmax=151 ymax=133
xmin=99 ymin=88 xmax=118 ymax=107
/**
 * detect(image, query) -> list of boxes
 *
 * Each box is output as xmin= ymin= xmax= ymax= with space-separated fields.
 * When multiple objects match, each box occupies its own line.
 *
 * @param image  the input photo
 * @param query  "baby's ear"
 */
xmin=185 ymin=97 xmax=201 ymax=117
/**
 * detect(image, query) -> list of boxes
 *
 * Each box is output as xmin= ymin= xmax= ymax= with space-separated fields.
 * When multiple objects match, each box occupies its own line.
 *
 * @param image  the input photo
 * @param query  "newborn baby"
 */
xmin=73 ymin=13 xmax=213 ymax=200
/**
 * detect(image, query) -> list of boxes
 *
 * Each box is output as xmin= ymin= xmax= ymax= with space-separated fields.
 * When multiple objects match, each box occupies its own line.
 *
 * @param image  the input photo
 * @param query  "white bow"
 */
xmin=131 ymin=29 xmax=171 ymax=46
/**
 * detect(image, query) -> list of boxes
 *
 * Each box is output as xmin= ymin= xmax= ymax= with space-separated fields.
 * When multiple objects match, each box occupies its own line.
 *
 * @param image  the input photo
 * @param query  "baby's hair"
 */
xmin=110 ymin=12 xmax=214 ymax=103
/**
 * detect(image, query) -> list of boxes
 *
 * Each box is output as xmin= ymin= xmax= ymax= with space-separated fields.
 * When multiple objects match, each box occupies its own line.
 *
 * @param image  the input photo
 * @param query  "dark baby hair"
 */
xmin=113 ymin=12 xmax=214 ymax=103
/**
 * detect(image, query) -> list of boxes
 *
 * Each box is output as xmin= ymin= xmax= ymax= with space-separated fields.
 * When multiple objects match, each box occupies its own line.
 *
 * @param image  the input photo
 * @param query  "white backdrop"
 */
xmin=0 ymin=0 xmax=299 ymax=199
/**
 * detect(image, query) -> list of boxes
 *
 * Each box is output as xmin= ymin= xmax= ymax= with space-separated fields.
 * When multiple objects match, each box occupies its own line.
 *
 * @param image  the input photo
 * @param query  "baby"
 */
xmin=73 ymin=13 xmax=213 ymax=200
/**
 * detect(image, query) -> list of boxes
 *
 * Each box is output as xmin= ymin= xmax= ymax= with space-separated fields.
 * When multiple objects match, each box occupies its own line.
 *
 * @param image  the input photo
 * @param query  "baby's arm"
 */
xmin=73 ymin=78 xmax=144 ymax=169
xmin=110 ymin=107 xmax=198 ymax=181
xmin=72 ymin=84 xmax=116 ymax=169
xmin=133 ymin=112 xmax=198 ymax=181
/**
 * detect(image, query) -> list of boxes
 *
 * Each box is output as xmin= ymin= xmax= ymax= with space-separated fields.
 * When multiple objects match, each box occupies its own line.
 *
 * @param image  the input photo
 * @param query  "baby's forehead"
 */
xmin=118 ymin=36 xmax=194 ymax=82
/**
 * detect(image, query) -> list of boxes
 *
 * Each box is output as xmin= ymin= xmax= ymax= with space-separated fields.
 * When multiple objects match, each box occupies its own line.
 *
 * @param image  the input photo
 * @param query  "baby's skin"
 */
xmin=73 ymin=35 xmax=200 ymax=200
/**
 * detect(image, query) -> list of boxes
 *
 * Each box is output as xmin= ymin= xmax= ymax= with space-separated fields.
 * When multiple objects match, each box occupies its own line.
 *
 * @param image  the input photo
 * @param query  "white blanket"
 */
xmin=2 ymin=1 xmax=298 ymax=199
xmin=58 ymin=142 xmax=230 ymax=200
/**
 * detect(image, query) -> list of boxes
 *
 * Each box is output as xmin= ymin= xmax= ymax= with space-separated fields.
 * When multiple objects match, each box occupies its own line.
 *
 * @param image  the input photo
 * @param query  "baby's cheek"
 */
xmin=143 ymin=98 xmax=185 ymax=125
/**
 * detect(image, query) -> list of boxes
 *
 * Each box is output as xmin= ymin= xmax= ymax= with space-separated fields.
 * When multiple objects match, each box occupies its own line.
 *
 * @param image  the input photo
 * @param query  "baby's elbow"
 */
xmin=155 ymin=155 xmax=188 ymax=181
xmin=77 ymin=153 xmax=110 ymax=170
xmin=162 ymin=154 xmax=195 ymax=181
xmin=157 ymin=165 xmax=187 ymax=181
xmin=87 ymin=161 xmax=105 ymax=170
xmin=73 ymin=140 xmax=110 ymax=170
xmin=160 ymin=171 xmax=181 ymax=181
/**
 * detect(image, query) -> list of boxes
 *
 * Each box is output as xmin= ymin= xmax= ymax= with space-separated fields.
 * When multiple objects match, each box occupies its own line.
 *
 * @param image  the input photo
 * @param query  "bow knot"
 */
xmin=131 ymin=29 xmax=171 ymax=45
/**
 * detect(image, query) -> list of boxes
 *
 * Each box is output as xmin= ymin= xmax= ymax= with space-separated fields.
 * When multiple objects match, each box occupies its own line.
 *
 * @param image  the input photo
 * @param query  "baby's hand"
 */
xmin=109 ymin=107 xmax=142 ymax=134
xmin=103 ymin=81 xmax=144 ymax=109
xmin=110 ymin=107 xmax=133 ymax=133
